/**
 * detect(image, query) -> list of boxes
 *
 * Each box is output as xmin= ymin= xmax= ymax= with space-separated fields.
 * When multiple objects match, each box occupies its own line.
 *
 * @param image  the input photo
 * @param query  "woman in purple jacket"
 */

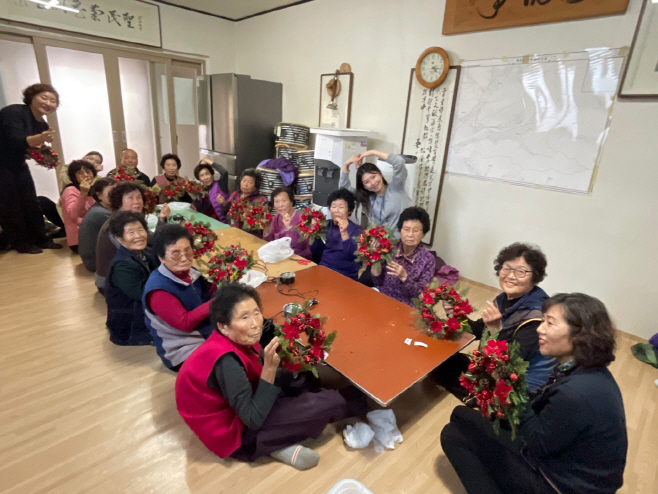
xmin=263 ymin=186 xmax=311 ymax=260
xmin=192 ymin=158 xmax=229 ymax=222
xmin=371 ymin=206 xmax=435 ymax=307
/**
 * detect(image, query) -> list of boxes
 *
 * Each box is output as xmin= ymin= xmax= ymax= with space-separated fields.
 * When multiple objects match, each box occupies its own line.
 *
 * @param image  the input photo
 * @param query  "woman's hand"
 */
xmin=482 ymin=301 xmax=502 ymax=333
xmin=261 ymin=338 xmax=281 ymax=384
xmin=159 ymin=203 xmax=171 ymax=221
xmin=342 ymin=154 xmax=362 ymax=173
xmin=79 ymin=177 xmax=93 ymax=196
xmin=386 ymin=261 xmax=408 ymax=282
xmin=360 ymin=149 xmax=389 ymax=161
xmin=27 ymin=128 xmax=56 ymax=147
xmin=335 ymin=217 xmax=349 ymax=240
xmin=199 ymin=156 xmax=213 ymax=165
xmin=215 ymin=192 xmax=226 ymax=205
xmin=282 ymin=212 xmax=293 ymax=230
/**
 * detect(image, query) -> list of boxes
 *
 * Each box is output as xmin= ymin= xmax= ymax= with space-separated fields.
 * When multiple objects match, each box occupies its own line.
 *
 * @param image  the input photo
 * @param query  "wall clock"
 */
xmin=415 ymin=47 xmax=450 ymax=89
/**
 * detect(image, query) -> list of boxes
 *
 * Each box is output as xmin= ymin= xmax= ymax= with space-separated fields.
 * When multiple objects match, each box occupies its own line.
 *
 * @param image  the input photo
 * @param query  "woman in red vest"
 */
xmin=175 ymin=283 xmax=367 ymax=470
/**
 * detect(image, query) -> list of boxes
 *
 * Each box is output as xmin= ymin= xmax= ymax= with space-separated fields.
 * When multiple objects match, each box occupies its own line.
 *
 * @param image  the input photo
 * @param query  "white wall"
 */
xmin=160 ymin=4 xmax=235 ymax=74
xmin=234 ymin=0 xmax=658 ymax=339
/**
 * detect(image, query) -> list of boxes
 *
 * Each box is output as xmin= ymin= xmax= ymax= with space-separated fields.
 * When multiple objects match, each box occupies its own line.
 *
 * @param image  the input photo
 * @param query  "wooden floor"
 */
xmin=1 ymin=244 xmax=656 ymax=494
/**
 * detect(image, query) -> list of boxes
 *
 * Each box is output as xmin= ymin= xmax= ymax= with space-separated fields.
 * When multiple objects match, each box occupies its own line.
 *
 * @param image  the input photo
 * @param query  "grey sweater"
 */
xmin=339 ymin=153 xmax=412 ymax=233
xmin=78 ymin=203 xmax=111 ymax=272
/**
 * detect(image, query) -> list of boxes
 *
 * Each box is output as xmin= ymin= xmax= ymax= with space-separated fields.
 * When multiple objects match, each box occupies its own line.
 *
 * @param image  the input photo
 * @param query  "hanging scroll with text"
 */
xmin=1 ymin=0 xmax=161 ymax=47
xmin=443 ymin=0 xmax=629 ymax=35
xmin=401 ymin=67 xmax=460 ymax=244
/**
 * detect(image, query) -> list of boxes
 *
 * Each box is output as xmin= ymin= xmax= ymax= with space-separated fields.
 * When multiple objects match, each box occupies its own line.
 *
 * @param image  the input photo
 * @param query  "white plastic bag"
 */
xmin=257 ymin=237 xmax=294 ymax=263
xmin=367 ymin=409 xmax=403 ymax=453
xmin=238 ymin=270 xmax=267 ymax=288
xmin=342 ymin=422 xmax=375 ymax=449
xmin=166 ymin=201 xmax=192 ymax=211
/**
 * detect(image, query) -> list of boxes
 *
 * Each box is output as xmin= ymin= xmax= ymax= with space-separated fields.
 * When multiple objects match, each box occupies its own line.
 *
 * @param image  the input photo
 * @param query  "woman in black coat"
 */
xmin=440 ymin=293 xmax=627 ymax=494
xmin=0 ymin=83 xmax=62 ymax=254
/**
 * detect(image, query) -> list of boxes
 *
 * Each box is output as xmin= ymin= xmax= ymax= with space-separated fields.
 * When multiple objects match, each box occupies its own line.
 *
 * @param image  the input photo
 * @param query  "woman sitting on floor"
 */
xmin=223 ymin=168 xmax=267 ymax=232
xmin=191 ymin=157 xmax=229 ymax=222
xmin=60 ymin=160 xmax=97 ymax=253
xmin=151 ymin=153 xmax=191 ymax=203
xmin=311 ymin=188 xmax=362 ymax=280
xmin=175 ymin=283 xmax=367 ymax=470
xmin=441 ymin=293 xmax=628 ymax=494
xmin=435 ymin=243 xmax=555 ymax=397
xmin=371 ymin=206 xmax=435 ymax=307
xmin=143 ymin=224 xmax=213 ymax=371
xmin=263 ymin=186 xmax=311 ymax=259
xmin=78 ymin=177 xmax=116 ymax=272
xmin=60 ymin=151 xmax=104 ymax=188
xmin=105 ymin=211 xmax=159 ymax=346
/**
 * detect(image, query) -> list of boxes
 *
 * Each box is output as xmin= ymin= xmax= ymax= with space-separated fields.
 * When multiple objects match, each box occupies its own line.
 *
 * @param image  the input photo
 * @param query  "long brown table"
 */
xmin=257 ymin=265 xmax=474 ymax=406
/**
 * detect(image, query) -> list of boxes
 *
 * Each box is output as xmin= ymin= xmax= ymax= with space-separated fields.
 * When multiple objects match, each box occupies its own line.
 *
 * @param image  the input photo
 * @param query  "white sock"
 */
xmin=270 ymin=444 xmax=319 ymax=470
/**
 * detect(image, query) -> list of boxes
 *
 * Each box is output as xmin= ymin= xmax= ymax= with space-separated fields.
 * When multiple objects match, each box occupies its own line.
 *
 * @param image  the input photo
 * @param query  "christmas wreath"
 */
xmin=296 ymin=207 xmax=327 ymax=242
xmin=412 ymin=279 xmax=474 ymax=339
xmin=275 ymin=300 xmax=337 ymax=377
xmin=26 ymin=145 xmax=59 ymax=170
xmin=163 ymin=180 xmax=186 ymax=201
xmin=460 ymin=338 xmax=530 ymax=439
xmin=142 ymin=186 xmax=159 ymax=215
xmin=179 ymin=220 xmax=218 ymax=258
xmin=110 ymin=167 xmax=139 ymax=183
xmin=354 ymin=224 xmax=395 ymax=271
xmin=227 ymin=199 xmax=249 ymax=225
xmin=184 ymin=180 xmax=207 ymax=197
xmin=200 ymin=244 xmax=256 ymax=287
xmin=243 ymin=203 xmax=273 ymax=231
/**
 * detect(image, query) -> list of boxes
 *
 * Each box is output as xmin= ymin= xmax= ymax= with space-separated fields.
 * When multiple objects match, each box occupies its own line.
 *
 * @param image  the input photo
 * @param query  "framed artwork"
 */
xmin=318 ymin=72 xmax=353 ymax=129
xmin=619 ymin=0 xmax=658 ymax=98
xmin=443 ymin=0 xmax=629 ymax=35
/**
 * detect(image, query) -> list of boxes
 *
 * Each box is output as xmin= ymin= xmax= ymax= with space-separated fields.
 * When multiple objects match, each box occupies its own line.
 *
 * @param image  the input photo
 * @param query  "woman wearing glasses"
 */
xmin=143 ymin=224 xmax=214 ymax=371
xmin=435 ymin=243 xmax=556 ymax=398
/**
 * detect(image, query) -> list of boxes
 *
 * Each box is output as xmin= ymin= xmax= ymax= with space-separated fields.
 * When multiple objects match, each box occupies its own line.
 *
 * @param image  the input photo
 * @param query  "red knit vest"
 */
xmin=175 ymin=331 xmax=263 ymax=458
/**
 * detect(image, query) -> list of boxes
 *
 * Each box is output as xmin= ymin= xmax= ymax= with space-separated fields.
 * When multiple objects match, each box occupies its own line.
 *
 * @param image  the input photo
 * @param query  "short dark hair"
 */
xmin=355 ymin=163 xmax=388 ymax=211
xmin=67 ymin=160 xmax=97 ymax=186
xmin=240 ymin=168 xmax=261 ymax=191
xmin=109 ymin=182 xmax=146 ymax=211
xmin=397 ymin=206 xmax=430 ymax=234
xmin=543 ymin=293 xmax=616 ymax=368
xmin=494 ymin=242 xmax=547 ymax=284
xmin=327 ymin=188 xmax=356 ymax=214
xmin=271 ymin=186 xmax=295 ymax=206
xmin=210 ymin=283 xmax=262 ymax=328
xmin=194 ymin=163 xmax=214 ymax=180
xmin=108 ymin=210 xmax=148 ymax=238
xmin=84 ymin=151 xmax=103 ymax=163
xmin=90 ymin=177 xmax=117 ymax=202
xmin=152 ymin=224 xmax=193 ymax=259
xmin=23 ymin=83 xmax=59 ymax=106
xmin=160 ymin=153 xmax=181 ymax=170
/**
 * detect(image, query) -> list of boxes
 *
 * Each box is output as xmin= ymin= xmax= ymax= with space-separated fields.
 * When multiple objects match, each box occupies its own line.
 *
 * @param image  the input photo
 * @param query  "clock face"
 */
xmin=420 ymin=52 xmax=444 ymax=83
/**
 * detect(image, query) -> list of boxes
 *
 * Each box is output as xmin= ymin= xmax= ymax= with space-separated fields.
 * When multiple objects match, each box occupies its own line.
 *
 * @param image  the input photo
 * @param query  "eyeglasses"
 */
xmin=401 ymin=227 xmax=424 ymax=235
xmin=167 ymin=248 xmax=194 ymax=261
xmin=500 ymin=265 xmax=532 ymax=279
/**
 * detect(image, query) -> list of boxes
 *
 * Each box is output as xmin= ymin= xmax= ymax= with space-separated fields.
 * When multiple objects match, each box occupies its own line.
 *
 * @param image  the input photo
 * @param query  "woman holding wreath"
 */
xmin=0 ymin=83 xmax=62 ymax=254
xmin=191 ymin=157 xmax=230 ymax=222
xmin=263 ymin=186 xmax=311 ymax=259
xmin=434 ymin=243 xmax=556 ymax=397
xmin=176 ymin=283 xmax=367 ymax=470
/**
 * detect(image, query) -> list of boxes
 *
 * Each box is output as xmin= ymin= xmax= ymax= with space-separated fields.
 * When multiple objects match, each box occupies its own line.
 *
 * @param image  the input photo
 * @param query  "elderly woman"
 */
xmin=176 ymin=283 xmax=367 ymax=470
xmin=435 ymin=243 xmax=555 ymax=396
xmin=60 ymin=160 xmax=97 ymax=252
xmin=223 ymin=168 xmax=267 ymax=231
xmin=95 ymin=182 xmax=170 ymax=293
xmin=441 ymin=293 xmax=627 ymax=494
xmin=371 ymin=206 xmax=435 ymax=307
xmin=143 ymin=224 xmax=213 ymax=371
xmin=263 ymin=186 xmax=311 ymax=259
xmin=311 ymin=188 xmax=362 ymax=280
xmin=0 ymin=83 xmax=61 ymax=254
xmin=78 ymin=177 xmax=116 ymax=271
xmin=105 ymin=211 xmax=159 ymax=346
xmin=191 ymin=157 xmax=229 ymax=222
xmin=151 ymin=153 xmax=192 ymax=203
xmin=340 ymin=150 xmax=412 ymax=235
xmin=60 ymin=151 xmax=104 ymax=188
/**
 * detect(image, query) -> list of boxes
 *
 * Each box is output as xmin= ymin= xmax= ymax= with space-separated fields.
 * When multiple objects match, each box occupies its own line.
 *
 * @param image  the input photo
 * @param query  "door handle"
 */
xmin=122 ymin=131 xmax=127 ymax=143
xmin=113 ymin=131 xmax=118 ymax=143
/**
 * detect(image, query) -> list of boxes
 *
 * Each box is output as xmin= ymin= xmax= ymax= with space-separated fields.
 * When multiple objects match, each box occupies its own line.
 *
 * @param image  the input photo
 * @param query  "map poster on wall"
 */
xmin=443 ymin=0 xmax=629 ymax=35
xmin=401 ymin=67 xmax=460 ymax=244
xmin=0 ymin=0 xmax=162 ymax=47
xmin=447 ymin=49 xmax=624 ymax=194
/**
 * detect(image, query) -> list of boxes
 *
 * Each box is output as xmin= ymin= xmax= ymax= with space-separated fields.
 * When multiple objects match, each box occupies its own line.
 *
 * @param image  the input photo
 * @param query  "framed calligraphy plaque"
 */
xmin=0 ymin=0 xmax=162 ymax=47
xmin=619 ymin=0 xmax=658 ymax=98
xmin=443 ymin=0 xmax=629 ymax=35
xmin=401 ymin=66 xmax=460 ymax=244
